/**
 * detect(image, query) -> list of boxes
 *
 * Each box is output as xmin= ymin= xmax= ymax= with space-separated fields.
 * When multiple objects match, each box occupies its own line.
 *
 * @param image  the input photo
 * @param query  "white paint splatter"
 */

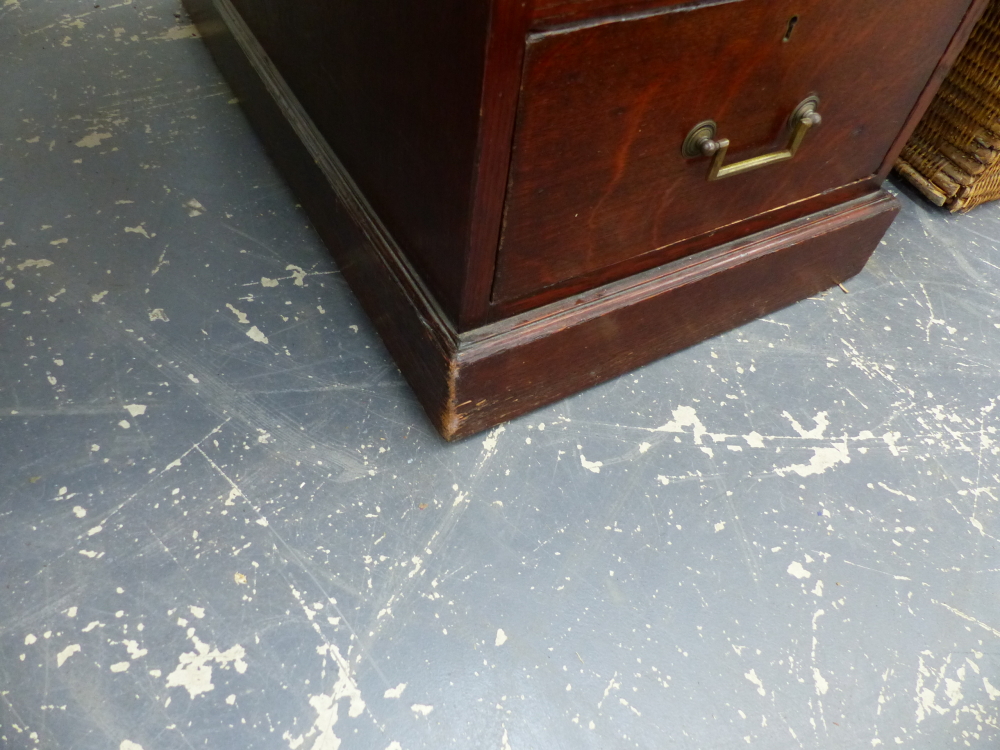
xmin=24 ymin=634 xmax=37 ymax=645
xmin=184 ymin=198 xmax=205 ymax=217
xmin=246 ymin=326 xmax=269 ymax=344
xmin=744 ymin=669 xmax=766 ymax=696
xmin=56 ymin=644 xmax=81 ymax=667
xmin=638 ymin=442 xmax=651 ymax=454
xmin=384 ymin=683 xmax=406 ymax=699
xmin=812 ymin=667 xmax=829 ymax=695
xmin=580 ymin=454 xmax=603 ymax=474
xmin=653 ymin=405 xmax=707 ymax=444
xmin=164 ymin=633 xmax=247 ymax=699
xmin=411 ymin=704 xmax=434 ymax=716
xmin=118 ymin=420 xmax=131 ymax=429
xmin=120 ymin=741 xmax=144 ymax=750
xmin=226 ymin=303 xmax=249 ymax=324
xmin=124 ymin=225 xmax=151 ymax=239
xmin=75 ymin=132 xmax=112 ymax=148
xmin=476 ymin=425 xmax=505 ymax=472
xmin=775 ymin=443 xmax=850 ymax=478
xmin=744 ymin=431 xmax=765 ymax=448
xmin=124 ymin=640 xmax=147 ymax=659
xmin=882 ymin=431 xmax=902 ymax=457
xmin=110 ymin=661 xmax=130 ymax=673
xmin=66 ymin=607 xmax=78 ymax=618
xmin=915 ymin=654 xmax=951 ymax=723
xmin=124 ymin=404 xmax=147 ymax=417
xmin=787 ymin=561 xmax=812 ymax=579
xmin=295 ymin=643 xmax=366 ymax=749
xmin=16 ymin=259 xmax=53 ymax=271
xmin=91 ymin=291 xmax=108 ymax=303
xmin=189 ymin=606 xmax=205 ymax=619
xmin=714 ymin=521 xmax=726 ymax=532
xmin=984 ymin=677 xmax=1000 ymax=700
xmin=260 ymin=277 xmax=279 ymax=287
xmin=783 ymin=411 xmax=829 ymax=439
xmin=286 ymin=264 xmax=306 ymax=285
xmin=148 ymin=308 xmax=169 ymax=322
xmin=495 ymin=629 xmax=508 ymax=646
xmin=944 ymin=677 xmax=964 ymax=706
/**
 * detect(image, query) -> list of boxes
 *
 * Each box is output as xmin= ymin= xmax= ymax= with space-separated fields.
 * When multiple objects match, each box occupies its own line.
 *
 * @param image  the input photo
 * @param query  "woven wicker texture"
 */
xmin=897 ymin=0 xmax=1000 ymax=212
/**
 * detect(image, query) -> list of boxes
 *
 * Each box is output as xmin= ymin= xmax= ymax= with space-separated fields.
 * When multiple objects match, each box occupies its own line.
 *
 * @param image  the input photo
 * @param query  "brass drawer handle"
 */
xmin=682 ymin=95 xmax=822 ymax=181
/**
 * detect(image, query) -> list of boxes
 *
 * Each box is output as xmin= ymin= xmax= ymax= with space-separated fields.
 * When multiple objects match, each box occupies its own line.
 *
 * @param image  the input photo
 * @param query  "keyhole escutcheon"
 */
xmin=783 ymin=15 xmax=799 ymax=42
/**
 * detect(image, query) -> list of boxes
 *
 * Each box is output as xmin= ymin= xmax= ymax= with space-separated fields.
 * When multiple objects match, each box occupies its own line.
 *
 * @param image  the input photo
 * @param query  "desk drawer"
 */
xmin=493 ymin=0 xmax=973 ymax=305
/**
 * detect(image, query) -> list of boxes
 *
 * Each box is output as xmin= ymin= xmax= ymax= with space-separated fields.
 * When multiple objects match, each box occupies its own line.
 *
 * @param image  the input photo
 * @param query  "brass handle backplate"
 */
xmin=682 ymin=95 xmax=822 ymax=181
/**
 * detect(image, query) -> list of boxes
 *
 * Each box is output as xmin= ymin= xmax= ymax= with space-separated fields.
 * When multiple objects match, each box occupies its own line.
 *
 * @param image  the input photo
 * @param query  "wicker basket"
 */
xmin=896 ymin=0 xmax=1000 ymax=212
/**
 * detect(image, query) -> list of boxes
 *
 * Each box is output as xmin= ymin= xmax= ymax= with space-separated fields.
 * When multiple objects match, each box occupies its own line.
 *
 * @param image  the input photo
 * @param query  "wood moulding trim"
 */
xmin=186 ymin=0 xmax=899 ymax=441
xmin=207 ymin=0 xmax=459 ymax=347
xmin=461 ymin=192 xmax=890 ymax=352
xmin=533 ymin=0 xmax=740 ymax=35
xmin=488 ymin=176 xmax=877 ymax=318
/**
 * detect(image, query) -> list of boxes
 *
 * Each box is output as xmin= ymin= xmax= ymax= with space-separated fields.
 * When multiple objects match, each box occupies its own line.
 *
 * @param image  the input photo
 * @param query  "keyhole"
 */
xmin=783 ymin=15 xmax=799 ymax=42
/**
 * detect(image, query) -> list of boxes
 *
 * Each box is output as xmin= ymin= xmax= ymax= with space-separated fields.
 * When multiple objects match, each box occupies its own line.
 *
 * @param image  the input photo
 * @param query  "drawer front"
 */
xmin=493 ymin=0 xmax=972 ymax=305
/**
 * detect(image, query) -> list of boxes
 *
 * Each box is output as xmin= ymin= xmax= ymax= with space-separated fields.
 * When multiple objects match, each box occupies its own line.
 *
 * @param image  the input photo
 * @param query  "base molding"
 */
xmin=184 ymin=0 xmax=900 ymax=441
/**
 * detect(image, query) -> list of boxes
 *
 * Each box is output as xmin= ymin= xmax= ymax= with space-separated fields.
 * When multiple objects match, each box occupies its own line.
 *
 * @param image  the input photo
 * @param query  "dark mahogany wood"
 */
xmin=221 ymin=0 xmax=492 ymax=325
xmin=182 ymin=0 xmax=979 ymax=439
xmin=493 ymin=0 xmax=974 ymax=305
xmin=460 ymin=0 xmax=535 ymax=329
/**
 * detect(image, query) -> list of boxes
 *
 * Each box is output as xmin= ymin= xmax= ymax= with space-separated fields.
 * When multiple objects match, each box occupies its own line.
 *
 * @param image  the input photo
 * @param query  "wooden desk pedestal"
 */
xmin=183 ymin=0 xmax=985 ymax=439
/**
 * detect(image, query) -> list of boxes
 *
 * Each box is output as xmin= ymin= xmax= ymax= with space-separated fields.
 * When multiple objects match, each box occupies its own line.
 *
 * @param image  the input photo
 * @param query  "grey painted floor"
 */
xmin=2 ymin=2 xmax=1000 ymax=749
